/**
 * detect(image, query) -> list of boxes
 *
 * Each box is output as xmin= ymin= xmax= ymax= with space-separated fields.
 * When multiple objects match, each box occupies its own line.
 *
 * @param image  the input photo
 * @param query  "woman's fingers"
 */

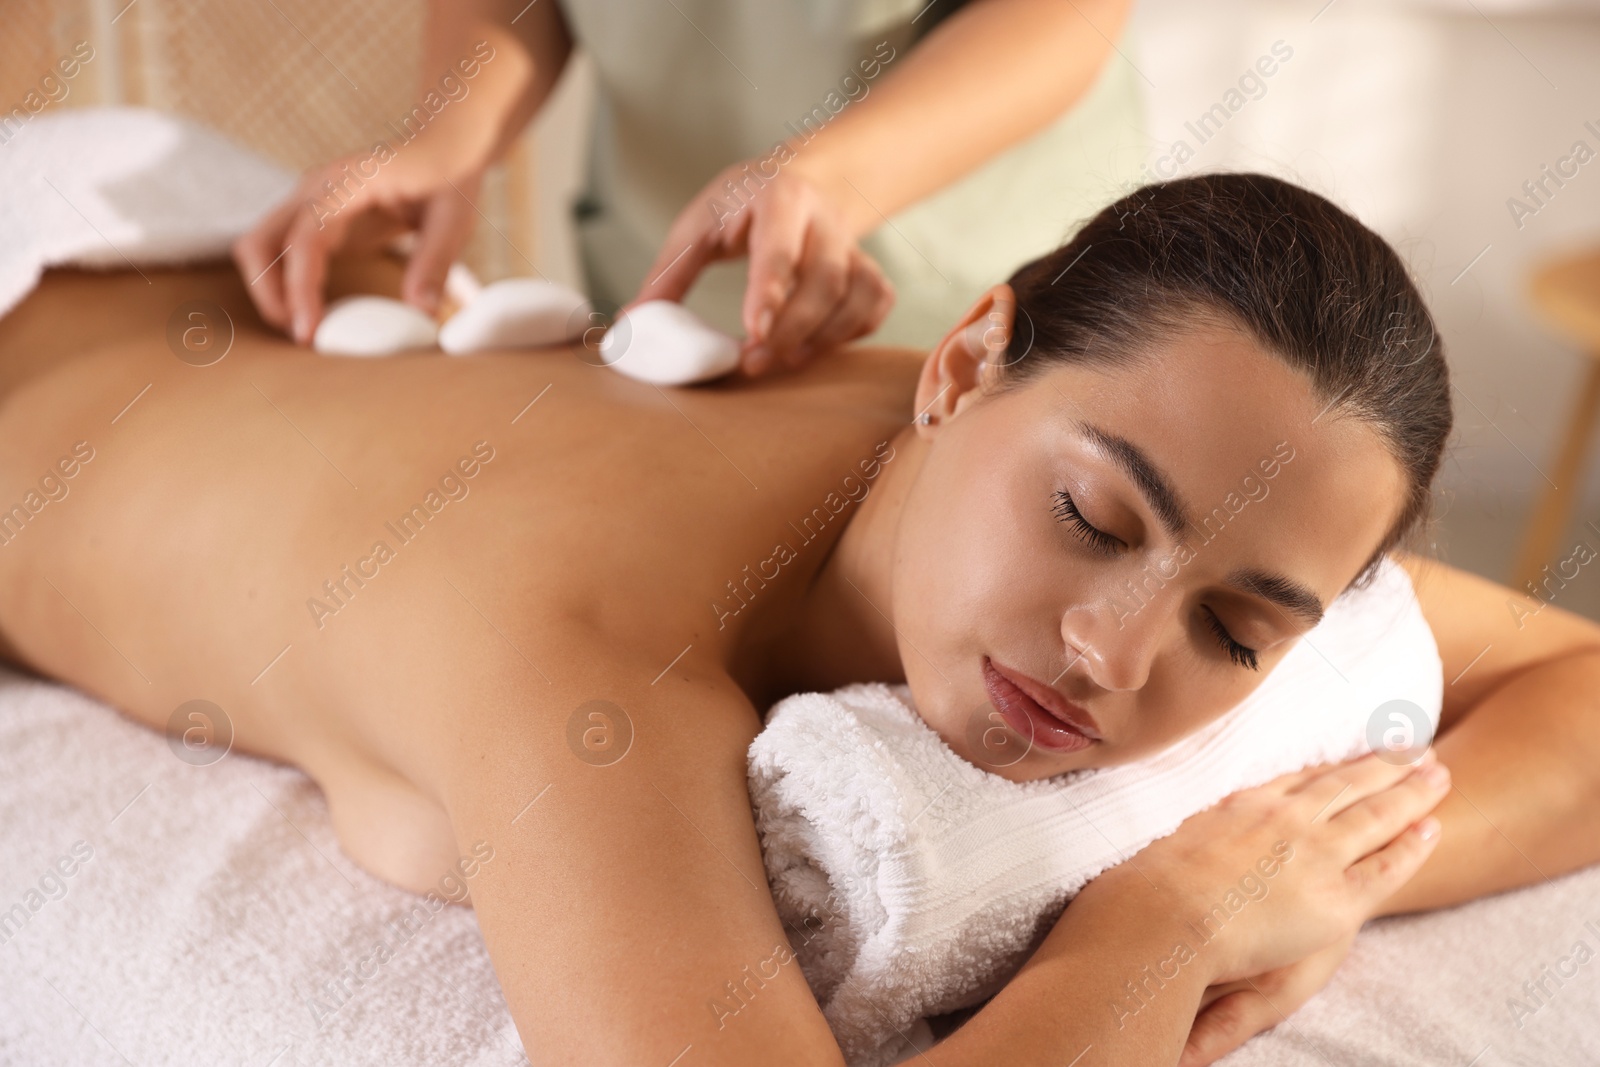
xmin=632 ymin=226 xmax=725 ymax=309
xmin=739 ymin=193 xmax=812 ymax=372
xmin=1291 ymin=747 xmax=1436 ymax=820
xmin=759 ymin=221 xmax=854 ymax=369
xmin=1326 ymin=758 xmax=1450 ymax=860
xmin=633 ymin=163 xmax=886 ymax=376
xmin=1178 ymin=988 xmax=1281 ymax=1067
xmin=235 ymin=153 xmax=485 ymax=343
xmin=629 ymin=164 xmax=896 ymax=376
xmin=280 ymin=203 xmax=348 ymax=345
xmin=1182 ymin=933 xmax=1356 ymax=1067
xmin=232 ymin=197 xmax=301 ymax=331
xmin=1345 ymin=815 xmax=1442 ymax=902
xmin=402 ymin=184 xmax=479 ymax=315
xmin=238 ymin=167 xmax=367 ymax=344
xmin=632 ymin=172 xmax=758 ymax=310
xmin=805 ymin=248 xmax=894 ymax=353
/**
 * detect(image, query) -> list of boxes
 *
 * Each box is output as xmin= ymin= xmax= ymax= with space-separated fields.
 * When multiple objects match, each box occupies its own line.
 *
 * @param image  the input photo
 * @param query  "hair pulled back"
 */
xmin=1000 ymin=172 xmax=1452 ymax=572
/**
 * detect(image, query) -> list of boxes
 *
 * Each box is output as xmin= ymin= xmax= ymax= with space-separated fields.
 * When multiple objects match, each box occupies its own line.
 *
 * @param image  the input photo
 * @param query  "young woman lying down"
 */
xmin=0 ymin=173 xmax=1597 ymax=1067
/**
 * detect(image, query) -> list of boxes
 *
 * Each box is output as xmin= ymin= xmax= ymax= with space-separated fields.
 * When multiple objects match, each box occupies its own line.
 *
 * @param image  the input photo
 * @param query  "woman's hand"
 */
xmin=1179 ymin=932 xmax=1356 ymax=1066
xmin=928 ymin=752 xmax=1447 ymax=1066
xmin=1079 ymin=749 xmax=1449 ymax=990
xmin=233 ymin=152 xmax=484 ymax=345
xmin=631 ymin=161 xmax=894 ymax=377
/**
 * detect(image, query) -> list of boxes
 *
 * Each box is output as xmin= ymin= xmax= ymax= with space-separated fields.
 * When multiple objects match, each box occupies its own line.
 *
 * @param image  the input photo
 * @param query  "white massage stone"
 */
xmin=439 ymin=278 xmax=590 ymax=354
xmin=600 ymin=300 xmax=741 ymax=385
xmin=312 ymin=296 xmax=438 ymax=357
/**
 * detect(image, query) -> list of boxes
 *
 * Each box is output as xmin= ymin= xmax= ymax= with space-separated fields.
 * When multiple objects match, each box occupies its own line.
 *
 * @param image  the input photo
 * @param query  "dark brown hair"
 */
xmin=999 ymin=171 xmax=1451 ymax=580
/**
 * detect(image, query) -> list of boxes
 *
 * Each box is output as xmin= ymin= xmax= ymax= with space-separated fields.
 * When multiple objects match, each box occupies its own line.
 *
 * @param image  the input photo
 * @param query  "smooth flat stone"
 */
xmin=312 ymin=296 xmax=438 ymax=357
xmin=439 ymin=278 xmax=590 ymax=355
xmin=600 ymin=300 xmax=741 ymax=386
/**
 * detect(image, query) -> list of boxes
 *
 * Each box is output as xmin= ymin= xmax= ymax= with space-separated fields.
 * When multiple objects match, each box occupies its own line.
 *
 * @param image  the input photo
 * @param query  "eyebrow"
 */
xmin=1075 ymin=422 xmax=1326 ymax=628
xmin=1077 ymin=423 xmax=1190 ymax=537
xmin=1229 ymin=569 xmax=1325 ymax=627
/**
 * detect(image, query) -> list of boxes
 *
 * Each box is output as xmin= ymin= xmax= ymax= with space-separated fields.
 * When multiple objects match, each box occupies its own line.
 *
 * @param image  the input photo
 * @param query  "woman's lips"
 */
xmin=981 ymin=657 xmax=1102 ymax=754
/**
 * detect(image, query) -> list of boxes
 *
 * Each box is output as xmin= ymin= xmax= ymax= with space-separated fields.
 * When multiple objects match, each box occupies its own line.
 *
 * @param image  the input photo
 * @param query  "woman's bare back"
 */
xmin=0 ymin=260 xmax=920 ymax=911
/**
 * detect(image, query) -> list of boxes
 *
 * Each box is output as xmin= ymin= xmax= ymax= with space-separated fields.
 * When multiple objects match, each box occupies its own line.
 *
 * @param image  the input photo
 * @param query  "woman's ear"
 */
xmin=912 ymin=284 xmax=1017 ymax=437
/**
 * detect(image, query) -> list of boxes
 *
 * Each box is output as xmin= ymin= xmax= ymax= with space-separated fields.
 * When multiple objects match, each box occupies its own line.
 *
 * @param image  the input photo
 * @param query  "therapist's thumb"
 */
xmin=402 ymin=187 xmax=477 ymax=316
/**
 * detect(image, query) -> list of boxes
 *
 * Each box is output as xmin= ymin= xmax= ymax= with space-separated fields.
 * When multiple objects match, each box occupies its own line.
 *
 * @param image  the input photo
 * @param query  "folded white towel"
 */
xmin=747 ymin=556 xmax=1443 ymax=1066
xmin=0 ymin=106 xmax=295 ymax=319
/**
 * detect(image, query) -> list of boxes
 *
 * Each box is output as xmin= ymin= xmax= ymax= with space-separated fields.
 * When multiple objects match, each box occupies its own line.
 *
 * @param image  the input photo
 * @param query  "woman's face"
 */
xmin=892 ymin=315 xmax=1407 ymax=782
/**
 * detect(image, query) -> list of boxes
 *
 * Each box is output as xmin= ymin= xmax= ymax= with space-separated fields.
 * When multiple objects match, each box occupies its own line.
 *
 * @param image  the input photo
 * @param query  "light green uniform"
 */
xmin=558 ymin=0 xmax=1145 ymax=348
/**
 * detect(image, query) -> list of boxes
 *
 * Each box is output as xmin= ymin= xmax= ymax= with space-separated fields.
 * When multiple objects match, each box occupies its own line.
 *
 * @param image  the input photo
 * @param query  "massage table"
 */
xmin=2 ymin=667 xmax=1597 ymax=1065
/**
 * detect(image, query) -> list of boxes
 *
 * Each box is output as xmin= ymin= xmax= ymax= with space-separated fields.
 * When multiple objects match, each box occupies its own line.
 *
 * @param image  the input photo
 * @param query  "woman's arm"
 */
xmin=785 ymin=0 xmax=1135 ymax=234
xmin=634 ymin=0 xmax=1134 ymax=374
xmin=434 ymin=661 xmax=850 ymax=1066
xmin=1373 ymin=553 xmax=1600 ymax=916
xmin=411 ymin=0 xmax=573 ymax=178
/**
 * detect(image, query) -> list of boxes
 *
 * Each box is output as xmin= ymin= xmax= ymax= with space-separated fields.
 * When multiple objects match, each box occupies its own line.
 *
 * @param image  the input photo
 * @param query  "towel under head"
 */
xmin=747 ymin=555 xmax=1442 ymax=1066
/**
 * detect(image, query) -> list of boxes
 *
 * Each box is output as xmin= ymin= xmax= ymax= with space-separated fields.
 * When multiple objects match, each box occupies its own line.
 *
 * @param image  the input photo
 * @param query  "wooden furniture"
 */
xmin=1511 ymin=249 xmax=1600 ymax=591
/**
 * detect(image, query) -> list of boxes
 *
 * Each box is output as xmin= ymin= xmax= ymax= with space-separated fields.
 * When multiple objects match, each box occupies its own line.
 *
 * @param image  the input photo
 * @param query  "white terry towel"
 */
xmin=0 ymin=106 xmax=295 ymax=319
xmin=2 ymin=603 xmax=1595 ymax=1065
xmin=747 ymin=556 xmax=1444 ymax=1067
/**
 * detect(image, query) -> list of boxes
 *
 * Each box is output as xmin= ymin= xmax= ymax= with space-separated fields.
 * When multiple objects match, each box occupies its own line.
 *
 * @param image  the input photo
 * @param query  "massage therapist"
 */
xmin=233 ymin=0 xmax=1143 ymax=375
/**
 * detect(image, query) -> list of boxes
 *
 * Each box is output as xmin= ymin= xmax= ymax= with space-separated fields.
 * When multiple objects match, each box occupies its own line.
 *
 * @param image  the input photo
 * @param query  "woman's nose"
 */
xmin=1060 ymin=592 xmax=1170 ymax=692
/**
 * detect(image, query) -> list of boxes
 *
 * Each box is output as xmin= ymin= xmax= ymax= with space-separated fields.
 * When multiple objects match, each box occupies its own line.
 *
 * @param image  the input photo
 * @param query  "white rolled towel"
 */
xmin=747 ymin=556 xmax=1443 ymax=1067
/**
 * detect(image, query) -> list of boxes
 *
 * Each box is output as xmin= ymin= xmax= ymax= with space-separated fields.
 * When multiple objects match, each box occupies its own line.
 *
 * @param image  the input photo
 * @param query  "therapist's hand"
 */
xmin=233 ymin=153 xmax=483 ymax=345
xmin=632 ymin=161 xmax=894 ymax=377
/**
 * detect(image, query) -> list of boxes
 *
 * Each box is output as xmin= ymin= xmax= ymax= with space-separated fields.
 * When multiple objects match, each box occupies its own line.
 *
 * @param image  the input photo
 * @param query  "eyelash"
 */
xmin=1052 ymin=490 xmax=1122 ymax=556
xmin=1203 ymin=609 xmax=1260 ymax=671
xmin=1053 ymin=490 xmax=1260 ymax=671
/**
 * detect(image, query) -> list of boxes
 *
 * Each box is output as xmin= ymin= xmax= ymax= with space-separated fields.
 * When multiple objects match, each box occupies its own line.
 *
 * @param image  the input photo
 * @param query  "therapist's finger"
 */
xmin=758 ymin=221 xmax=852 ymax=370
xmin=232 ymin=197 xmax=301 ymax=332
xmin=631 ymin=229 xmax=727 ymax=308
xmin=402 ymin=186 xmax=478 ymax=315
xmin=740 ymin=192 xmax=812 ymax=358
xmin=633 ymin=189 xmax=754 ymax=309
xmin=281 ymin=202 xmax=356 ymax=346
xmin=804 ymin=248 xmax=894 ymax=354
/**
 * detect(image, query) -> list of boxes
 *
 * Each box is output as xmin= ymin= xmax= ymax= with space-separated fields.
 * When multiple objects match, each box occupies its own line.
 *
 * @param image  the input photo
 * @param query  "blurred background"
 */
xmin=5 ymin=0 xmax=1600 ymax=619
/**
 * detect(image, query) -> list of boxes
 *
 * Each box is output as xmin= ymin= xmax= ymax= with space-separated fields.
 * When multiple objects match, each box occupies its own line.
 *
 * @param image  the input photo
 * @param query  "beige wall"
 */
xmin=1130 ymin=0 xmax=1600 ymax=614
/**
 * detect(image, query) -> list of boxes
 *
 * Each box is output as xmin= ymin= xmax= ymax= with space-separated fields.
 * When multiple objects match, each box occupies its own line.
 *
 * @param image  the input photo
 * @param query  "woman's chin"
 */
xmin=936 ymin=714 xmax=1108 ymax=782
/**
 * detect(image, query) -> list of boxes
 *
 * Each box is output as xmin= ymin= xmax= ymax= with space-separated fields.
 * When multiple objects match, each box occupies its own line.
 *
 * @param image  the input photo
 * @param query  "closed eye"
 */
xmin=1202 ymin=607 xmax=1260 ymax=671
xmin=1053 ymin=490 xmax=1123 ymax=557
